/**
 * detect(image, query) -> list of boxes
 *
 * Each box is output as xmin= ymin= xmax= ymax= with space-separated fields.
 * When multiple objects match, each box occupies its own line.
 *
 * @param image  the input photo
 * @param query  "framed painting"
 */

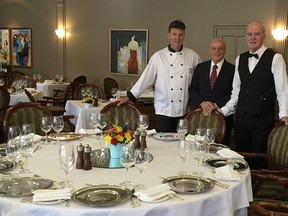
xmin=0 ymin=28 xmax=10 ymax=66
xmin=110 ymin=29 xmax=148 ymax=75
xmin=11 ymin=28 xmax=32 ymax=67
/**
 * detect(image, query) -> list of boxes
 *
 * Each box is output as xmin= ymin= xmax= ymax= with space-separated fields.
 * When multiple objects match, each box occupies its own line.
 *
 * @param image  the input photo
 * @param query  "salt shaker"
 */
xmin=133 ymin=130 xmax=141 ymax=149
xmin=140 ymin=131 xmax=147 ymax=149
xmin=83 ymin=144 xmax=92 ymax=170
xmin=76 ymin=143 xmax=84 ymax=169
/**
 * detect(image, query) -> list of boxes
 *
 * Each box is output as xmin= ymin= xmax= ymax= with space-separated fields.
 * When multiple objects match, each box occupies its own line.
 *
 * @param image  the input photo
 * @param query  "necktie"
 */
xmin=248 ymin=53 xmax=259 ymax=59
xmin=210 ymin=64 xmax=218 ymax=90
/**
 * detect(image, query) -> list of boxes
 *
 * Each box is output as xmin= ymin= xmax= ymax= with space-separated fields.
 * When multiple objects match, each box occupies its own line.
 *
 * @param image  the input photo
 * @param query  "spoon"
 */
xmin=17 ymin=160 xmax=24 ymax=169
xmin=33 ymin=145 xmax=41 ymax=153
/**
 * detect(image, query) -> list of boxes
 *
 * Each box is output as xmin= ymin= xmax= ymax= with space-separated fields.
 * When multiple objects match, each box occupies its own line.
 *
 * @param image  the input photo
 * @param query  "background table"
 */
xmin=9 ymin=90 xmax=44 ymax=106
xmin=36 ymin=80 xmax=70 ymax=97
xmin=0 ymin=136 xmax=253 ymax=216
xmin=64 ymin=100 xmax=109 ymax=132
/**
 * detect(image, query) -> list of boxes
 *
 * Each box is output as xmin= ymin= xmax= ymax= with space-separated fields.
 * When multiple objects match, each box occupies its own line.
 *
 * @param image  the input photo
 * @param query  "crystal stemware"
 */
xmin=177 ymin=139 xmax=192 ymax=176
xmin=40 ymin=116 xmax=52 ymax=144
xmin=96 ymin=113 xmax=107 ymax=139
xmin=137 ymin=114 xmax=149 ymax=132
xmin=134 ymin=149 xmax=149 ymax=189
xmin=52 ymin=116 xmax=64 ymax=144
xmin=111 ymin=88 xmax=118 ymax=99
xmin=20 ymin=123 xmax=35 ymax=174
xmin=58 ymin=143 xmax=75 ymax=188
xmin=193 ymin=128 xmax=205 ymax=176
xmin=204 ymin=128 xmax=215 ymax=155
xmin=119 ymin=143 xmax=135 ymax=187
xmin=177 ymin=118 xmax=188 ymax=139
xmin=89 ymin=113 xmax=99 ymax=138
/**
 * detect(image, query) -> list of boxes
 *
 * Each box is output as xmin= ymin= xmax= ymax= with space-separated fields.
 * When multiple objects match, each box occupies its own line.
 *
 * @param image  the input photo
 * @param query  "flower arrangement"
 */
xmin=104 ymin=125 xmax=133 ymax=145
xmin=82 ymin=97 xmax=95 ymax=104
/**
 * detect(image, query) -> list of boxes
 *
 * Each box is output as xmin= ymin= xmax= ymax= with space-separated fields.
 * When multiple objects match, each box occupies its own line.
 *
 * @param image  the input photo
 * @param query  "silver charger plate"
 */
xmin=72 ymin=185 xmax=131 ymax=207
xmin=0 ymin=160 xmax=13 ymax=173
xmin=162 ymin=176 xmax=214 ymax=194
xmin=90 ymin=148 xmax=153 ymax=169
xmin=153 ymin=133 xmax=179 ymax=141
xmin=48 ymin=132 xmax=82 ymax=141
xmin=0 ymin=177 xmax=53 ymax=197
xmin=209 ymin=143 xmax=229 ymax=153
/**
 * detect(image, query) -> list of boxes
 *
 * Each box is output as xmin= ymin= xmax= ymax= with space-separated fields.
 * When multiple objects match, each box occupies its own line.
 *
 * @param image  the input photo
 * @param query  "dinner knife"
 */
xmin=207 ymin=178 xmax=230 ymax=189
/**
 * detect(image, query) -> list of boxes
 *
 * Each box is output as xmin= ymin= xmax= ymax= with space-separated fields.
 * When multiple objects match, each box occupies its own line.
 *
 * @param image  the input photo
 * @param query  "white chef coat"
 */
xmin=131 ymin=46 xmax=201 ymax=117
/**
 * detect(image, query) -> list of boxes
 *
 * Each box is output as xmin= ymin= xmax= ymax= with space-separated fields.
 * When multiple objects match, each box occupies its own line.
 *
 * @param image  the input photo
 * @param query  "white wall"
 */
xmin=0 ymin=0 xmax=277 ymax=89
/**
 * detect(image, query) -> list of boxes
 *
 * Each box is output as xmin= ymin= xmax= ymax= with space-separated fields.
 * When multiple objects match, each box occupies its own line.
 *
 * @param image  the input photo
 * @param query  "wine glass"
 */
xmin=58 ymin=143 xmax=75 ymax=188
xmin=89 ymin=113 xmax=99 ymax=138
xmin=111 ymin=88 xmax=118 ymax=99
xmin=204 ymin=128 xmax=215 ymax=154
xmin=40 ymin=116 xmax=52 ymax=144
xmin=177 ymin=139 xmax=192 ymax=175
xmin=6 ymin=126 xmax=21 ymax=176
xmin=119 ymin=143 xmax=135 ymax=187
xmin=134 ymin=149 xmax=149 ymax=189
xmin=20 ymin=123 xmax=35 ymax=174
xmin=193 ymin=128 xmax=205 ymax=176
xmin=137 ymin=114 xmax=149 ymax=132
xmin=96 ymin=113 xmax=107 ymax=139
xmin=177 ymin=118 xmax=188 ymax=139
xmin=52 ymin=116 xmax=64 ymax=144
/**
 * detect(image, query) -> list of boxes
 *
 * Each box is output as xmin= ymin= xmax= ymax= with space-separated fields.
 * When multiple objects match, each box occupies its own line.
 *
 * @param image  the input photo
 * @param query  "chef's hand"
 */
xmin=116 ymin=96 xmax=129 ymax=106
xmin=281 ymin=116 xmax=288 ymax=125
xmin=200 ymin=101 xmax=216 ymax=116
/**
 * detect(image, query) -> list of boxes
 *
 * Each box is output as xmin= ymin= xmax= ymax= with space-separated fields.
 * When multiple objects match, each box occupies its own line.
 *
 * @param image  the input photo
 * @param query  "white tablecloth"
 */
xmin=36 ymin=80 xmax=70 ymax=97
xmin=0 ymin=136 xmax=253 ymax=216
xmin=64 ymin=100 xmax=109 ymax=133
xmin=9 ymin=90 xmax=44 ymax=106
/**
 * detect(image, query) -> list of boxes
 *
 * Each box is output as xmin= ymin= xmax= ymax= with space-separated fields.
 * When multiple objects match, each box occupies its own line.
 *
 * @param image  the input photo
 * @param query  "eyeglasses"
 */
xmin=209 ymin=47 xmax=225 ymax=51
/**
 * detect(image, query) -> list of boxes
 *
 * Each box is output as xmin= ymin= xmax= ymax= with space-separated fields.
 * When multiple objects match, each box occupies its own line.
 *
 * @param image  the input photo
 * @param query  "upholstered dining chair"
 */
xmin=103 ymin=77 xmax=119 ymax=99
xmin=250 ymin=198 xmax=288 ymax=215
xmin=100 ymin=101 xmax=141 ymax=131
xmin=74 ymin=83 xmax=105 ymax=100
xmin=71 ymin=75 xmax=87 ymax=99
xmin=11 ymin=76 xmax=37 ymax=89
xmin=0 ymin=86 xmax=10 ymax=143
xmin=184 ymin=107 xmax=226 ymax=143
xmin=3 ymin=102 xmax=52 ymax=141
xmin=10 ymin=70 xmax=25 ymax=83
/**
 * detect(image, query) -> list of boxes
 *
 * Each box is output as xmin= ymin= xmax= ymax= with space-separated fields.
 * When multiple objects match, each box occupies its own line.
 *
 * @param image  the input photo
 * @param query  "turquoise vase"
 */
xmin=109 ymin=143 xmax=124 ymax=168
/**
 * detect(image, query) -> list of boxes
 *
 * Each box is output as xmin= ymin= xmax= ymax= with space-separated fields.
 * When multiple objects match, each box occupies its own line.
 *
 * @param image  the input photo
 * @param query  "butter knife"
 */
xmin=207 ymin=178 xmax=230 ymax=189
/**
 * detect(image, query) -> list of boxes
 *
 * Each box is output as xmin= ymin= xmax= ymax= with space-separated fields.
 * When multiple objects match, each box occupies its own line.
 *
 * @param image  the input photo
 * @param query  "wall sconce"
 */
xmin=272 ymin=28 xmax=288 ymax=40
xmin=55 ymin=29 xmax=65 ymax=38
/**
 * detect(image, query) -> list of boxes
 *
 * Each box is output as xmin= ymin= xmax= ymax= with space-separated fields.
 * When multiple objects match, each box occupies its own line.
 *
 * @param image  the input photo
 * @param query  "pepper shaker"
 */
xmin=76 ymin=143 xmax=84 ymax=169
xmin=133 ymin=130 xmax=141 ymax=149
xmin=83 ymin=144 xmax=92 ymax=170
xmin=140 ymin=131 xmax=147 ymax=149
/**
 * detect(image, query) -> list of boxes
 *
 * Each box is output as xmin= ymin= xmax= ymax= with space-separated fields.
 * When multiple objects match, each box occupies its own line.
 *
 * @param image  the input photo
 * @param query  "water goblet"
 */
xmin=204 ymin=128 xmax=215 ymax=154
xmin=58 ymin=143 xmax=75 ymax=188
xmin=134 ymin=149 xmax=149 ymax=189
xmin=177 ymin=118 xmax=188 ymax=139
xmin=96 ymin=113 xmax=107 ymax=139
xmin=6 ymin=126 xmax=21 ymax=176
xmin=81 ymin=89 xmax=87 ymax=98
xmin=89 ymin=113 xmax=100 ymax=138
xmin=193 ymin=128 xmax=205 ymax=176
xmin=119 ymin=143 xmax=135 ymax=187
xmin=20 ymin=123 xmax=35 ymax=174
xmin=137 ymin=114 xmax=149 ymax=132
xmin=52 ymin=116 xmax=64 ymax=144
xmin=40 ymin=116 xmax=52 ymax=144
xmin=177 ymin=139 xmax=192 ymax=176
xmin=111 ymin=88 xmax=118 ymax=99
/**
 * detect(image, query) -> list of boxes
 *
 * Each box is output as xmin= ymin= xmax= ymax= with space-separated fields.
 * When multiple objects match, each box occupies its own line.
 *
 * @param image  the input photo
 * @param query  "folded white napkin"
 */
xmin=217 ymin=148 xmax=244 ymax=159
xmin=185 ymin=134 xmax=195 ymax=141
xmin=78 ymin=128 xmax=101 ymax=135
xmin=32 ymin=188 xmax=73 ymax=202
xmin=134 ymin=183 xmax=175 ymax=202
xmin=146 ymin=129 xmax=156 ymax=136
xmin=215 ymin=165 xmax=240 ymax=181
xmin=33 ymin=134 xmax=42 ymax=143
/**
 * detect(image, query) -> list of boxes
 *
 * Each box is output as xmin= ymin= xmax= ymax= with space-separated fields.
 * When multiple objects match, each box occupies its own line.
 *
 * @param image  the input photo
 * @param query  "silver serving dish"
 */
xmin=73 ymin=185 xmax=131 ymax=207
xmin=162 ymin=176 xmax=214 ymax=194
xmin=0 ymin=159 xmax=13 ymax=173
xmin=0 ymin=177 xmax=53 ymax=197
xmin=153 ymin=133 xmax=179 ymax=141
xmin=48 ymin=132 xmax=82 ymax=141
xmin=90 ymin=148 xmax=153 ymax=169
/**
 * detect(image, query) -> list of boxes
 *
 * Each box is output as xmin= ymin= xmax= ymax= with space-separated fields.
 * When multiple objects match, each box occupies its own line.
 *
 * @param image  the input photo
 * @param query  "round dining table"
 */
xmin=0 ymin=135 xmax=253 ymax=216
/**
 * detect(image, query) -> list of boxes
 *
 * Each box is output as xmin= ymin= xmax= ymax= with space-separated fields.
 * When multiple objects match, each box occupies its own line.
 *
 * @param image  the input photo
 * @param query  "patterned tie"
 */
xmin=210 ymin=64 xmax=218 ymax=90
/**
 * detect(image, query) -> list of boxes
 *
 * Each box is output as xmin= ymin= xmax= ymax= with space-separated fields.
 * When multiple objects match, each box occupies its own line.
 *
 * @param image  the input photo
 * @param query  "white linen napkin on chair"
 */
xmin=134 ymin=183 xmax=175 ymax=202
xmin=33 ymin=135 xmax=43 ymax=143
xmin=78 ymin=128 xmax=101 ymax=135
xmin=214 ymin=165 xmax=240 ymax=181
xmin=217 ymin=148 xmax=244 ymax=159
xmin=32 ymin=188 xmax=73 ymax=202
xmin=146 ymin=129 xmax=156 ymax=136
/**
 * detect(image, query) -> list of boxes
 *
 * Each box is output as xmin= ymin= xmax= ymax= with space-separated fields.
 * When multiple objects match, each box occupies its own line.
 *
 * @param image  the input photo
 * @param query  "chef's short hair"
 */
xmin=168 ymin=20 xmax=186 ymax=32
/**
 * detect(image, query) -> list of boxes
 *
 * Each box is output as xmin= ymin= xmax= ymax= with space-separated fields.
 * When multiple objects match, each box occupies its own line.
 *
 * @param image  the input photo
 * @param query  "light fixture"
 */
xmin=272 ymin=28 xmax=288 ymax=40
xmin=55 ymin=29 xmax=65 ymax=38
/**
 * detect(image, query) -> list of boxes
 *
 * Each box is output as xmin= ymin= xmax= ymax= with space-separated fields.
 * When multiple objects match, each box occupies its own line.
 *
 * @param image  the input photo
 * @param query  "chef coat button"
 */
xmin=181 ymin=64 xmax=183 ymax=66
xmin=171 ymin=76 xmax=173 ymax=78
xmin=180 ymin=53 xmax=182 ymax=55
xmin=181 ymin=76 xmax=183 ymax=78
xmin=171 ymin=88 xmax=173 ymax=91
xmin=170 ymin=53 xmax=172 ymax=56
xmin=180 ymin=88 xmax=182 ymax=90
xmin=171 ymin=100 xmax=173 ymax=102
xmin=170 ymin=64 xmax=173 ymax=67
xmin=179 ymin=100 xmax=182 ymax=102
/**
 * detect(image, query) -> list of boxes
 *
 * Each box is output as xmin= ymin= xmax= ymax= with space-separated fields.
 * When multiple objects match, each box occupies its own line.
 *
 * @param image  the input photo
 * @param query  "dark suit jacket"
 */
xmin=189 ymin=59 xmax=235 ymax=108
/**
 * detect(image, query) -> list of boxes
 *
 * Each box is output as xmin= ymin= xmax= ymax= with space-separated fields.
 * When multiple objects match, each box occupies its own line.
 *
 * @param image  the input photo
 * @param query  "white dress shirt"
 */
xmin=131 ymin=46 xmax=201 ymax=117
xmin=221 ymin=45 xmax=288 ymax=119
